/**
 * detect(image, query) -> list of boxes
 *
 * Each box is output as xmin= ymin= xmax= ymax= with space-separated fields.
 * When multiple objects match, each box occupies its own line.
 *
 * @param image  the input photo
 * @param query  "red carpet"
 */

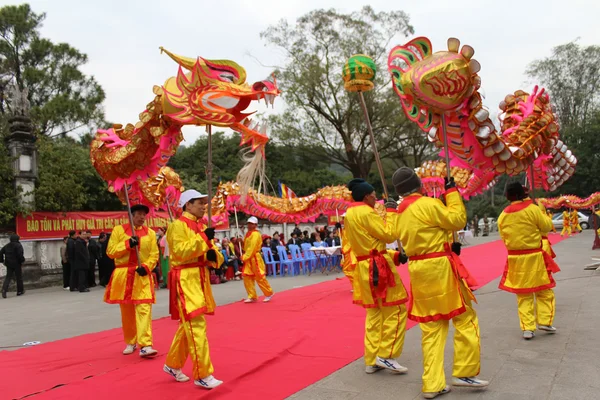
xmin=0 ymin=235 xmax=565 ymax=400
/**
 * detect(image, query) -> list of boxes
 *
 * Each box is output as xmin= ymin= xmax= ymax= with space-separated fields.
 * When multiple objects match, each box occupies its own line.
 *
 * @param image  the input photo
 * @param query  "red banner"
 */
xmin=16 ymin=212 xmax=230 ymax=241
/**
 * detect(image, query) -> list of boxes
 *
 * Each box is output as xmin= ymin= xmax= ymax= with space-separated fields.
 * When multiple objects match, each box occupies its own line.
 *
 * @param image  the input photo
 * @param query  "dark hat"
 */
xmin=347 ymin=178 xmax=375 ymax=202
xmin=506 ymin=182 xmax=526 ymax=201
xmin=392 ymin=167 xmax=421 ymax=196
xmin=130 ymin=204 xmax=150 ymax=214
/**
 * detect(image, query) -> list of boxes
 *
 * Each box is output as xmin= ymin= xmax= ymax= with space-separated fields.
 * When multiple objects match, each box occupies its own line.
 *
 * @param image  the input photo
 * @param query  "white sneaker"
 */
xmin=375 ymin=356 xmax=408 ymax=374
xmin=122 ymin=344 xmax=137 ymax=355
xmin=244 ymin=298 xmax=257 ymax=303
xmin=365 ymin=365 xmax=383 ymax=374
xmin=194 ymin=375 xmax=223 ymax=389
xmin=523 ymin=330 xmax=535 ymax=340
xmin=63 ymin=287 xmax=70 ymax=291
xmin=263 ymin=295 xmax=273 ymax=303
xmin=140 ymin=346 xmax=158 ymax=357
xmin=538 ymin=325 xmax=557 ymax=333
xmin=423 ymin=386 xmax=451 ymax=399
xmin=163 ymin=364 xmax=190 ymax=382
xmin=451 ymin=376 xmax=489 ymax=387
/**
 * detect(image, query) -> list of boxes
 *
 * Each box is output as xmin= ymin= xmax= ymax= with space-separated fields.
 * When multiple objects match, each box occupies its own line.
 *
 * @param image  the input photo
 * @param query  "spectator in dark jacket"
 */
xmin=98 ymin=232 xmax=115 ymax=287
xmin=67 ymin=230 xmax=78 ymax=292
xmin=85 ymin=230 xmax=101 ymax=287
xmin=71 ymin=231 xmax=90 ymax=293
xmin=1 ymin=234 xmax=26 ymax=298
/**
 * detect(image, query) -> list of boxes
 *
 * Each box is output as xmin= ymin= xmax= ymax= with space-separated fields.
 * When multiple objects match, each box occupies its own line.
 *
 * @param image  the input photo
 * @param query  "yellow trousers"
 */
xmin=364 ymin=303 xmax=407 ymax=366
xmin=560 ymin=226 xmax=571 ymax=236
xmin=120 ymin=303 xmax=153 ymax=347
xmin=342 ymin=267 xmax=354 ymax=286
xmin=165 ymin=303 xmax=214 ymax=380
xmin=243 ymin=275 xmax=273 ymax=299
xmin=419 ymin=287 xmax=481 ymax=393
xmin=516 ymin=289 xmax=555 ymax=331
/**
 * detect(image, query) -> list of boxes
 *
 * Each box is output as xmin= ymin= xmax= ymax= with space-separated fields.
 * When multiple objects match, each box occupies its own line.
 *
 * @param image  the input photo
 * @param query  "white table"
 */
xmin=309 ymin=246 xmax=342 ymax=274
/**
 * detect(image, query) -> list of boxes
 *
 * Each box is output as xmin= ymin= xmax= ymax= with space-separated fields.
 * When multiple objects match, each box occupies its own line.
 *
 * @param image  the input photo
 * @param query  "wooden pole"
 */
xmin=440 ymin=114 xmax=457 ymax=242
xmin=358 ymin=92 xmax=389 ymax=199
xmin=123 ymin=185 xmax=142 ymax=268
xmin=206 ymin=125 xmax=213 ymax=228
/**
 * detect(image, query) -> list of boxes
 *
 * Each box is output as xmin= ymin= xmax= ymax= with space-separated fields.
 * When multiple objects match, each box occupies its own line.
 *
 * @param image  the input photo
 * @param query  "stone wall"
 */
xmin=0 ymin=234 xmax=62 ymax=289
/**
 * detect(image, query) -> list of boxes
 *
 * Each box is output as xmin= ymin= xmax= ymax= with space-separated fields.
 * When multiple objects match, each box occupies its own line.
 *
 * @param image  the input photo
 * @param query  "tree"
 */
xmin=35 ymin=136 xmax=122 ymax=212
xmin=0 ymin=135 xmax=21 ymax=226
xmin=0 ymin=4 xmax=105 ymax=136
xmin=261 ymin=6 xmax=434 ymax=183
xmin=168 ymin=131 xmax=349 ymax=196
xmin=527 ymin=41 xmax=600 ymax=142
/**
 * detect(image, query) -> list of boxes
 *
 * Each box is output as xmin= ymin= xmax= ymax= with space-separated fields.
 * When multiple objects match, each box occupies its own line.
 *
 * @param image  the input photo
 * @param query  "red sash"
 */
xmin=356 ymin=249 xmax=396 ymax=301
xmin=409 ymin=243 xmax=478 ymax=289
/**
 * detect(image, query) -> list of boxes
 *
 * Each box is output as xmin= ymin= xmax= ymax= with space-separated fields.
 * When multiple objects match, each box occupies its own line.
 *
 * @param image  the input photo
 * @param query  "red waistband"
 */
xmin=171 ymin=262 xmax=204 ymax=270
xmin=409 ymin=251 xmax=449 ymax=261
xmin=115 ymin=263 xmax=138 ymax=269
xmin=508 ymin=247 xmax=543 ymax=255
xmin=356 ymin=249 xmax=385 ymax=262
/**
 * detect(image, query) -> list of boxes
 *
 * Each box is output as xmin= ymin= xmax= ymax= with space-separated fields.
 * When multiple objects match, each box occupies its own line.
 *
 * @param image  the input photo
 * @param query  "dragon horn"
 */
xmin=159 ymin=47 xmax=197 ymax=71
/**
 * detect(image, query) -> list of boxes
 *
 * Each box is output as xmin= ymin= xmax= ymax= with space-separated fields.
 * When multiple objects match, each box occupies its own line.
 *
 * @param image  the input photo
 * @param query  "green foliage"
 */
xmin=0 ymin=3 xmax=105 ymax=136
xmin=168 ymin=131 xmax=349 ymax=196
xmin=0 ymin=127 xmax=22 ymax=226
xmin=261 ymin=6 xmax=434 ymax=181
xmin=35 ymin=136 xmax=122 ymax=211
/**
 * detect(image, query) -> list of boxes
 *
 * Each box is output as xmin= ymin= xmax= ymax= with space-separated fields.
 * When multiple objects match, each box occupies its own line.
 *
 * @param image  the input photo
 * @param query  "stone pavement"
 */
xmin=291 ymin=231 xmax=600 ymax=400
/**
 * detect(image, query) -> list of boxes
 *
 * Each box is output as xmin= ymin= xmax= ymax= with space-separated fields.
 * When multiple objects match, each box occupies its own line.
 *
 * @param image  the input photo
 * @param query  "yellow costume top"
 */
xmin=498 ymin=200 xmax=559 ymax=293
xmin=396 ymin=189 xmax=475 ymax=322
xmin=340 ymin=228 xmax=357 ymax=274
xmin=242 ymin=230 xmax=267 ymax=278
xmin=166 ymin=212 xmax=223 ymax=320
xmin=104 ymin=224 xmax=159 ymax=304
xmin=343 ymin=202 xmax=407 ymax=308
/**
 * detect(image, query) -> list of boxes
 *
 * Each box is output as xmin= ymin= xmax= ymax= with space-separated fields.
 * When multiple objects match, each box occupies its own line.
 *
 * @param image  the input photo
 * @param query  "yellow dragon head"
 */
xmin=159 ymin=48 xmax=280 ymax=154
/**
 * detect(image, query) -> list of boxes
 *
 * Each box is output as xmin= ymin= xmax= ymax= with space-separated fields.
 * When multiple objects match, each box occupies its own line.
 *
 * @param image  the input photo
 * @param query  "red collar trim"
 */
xmin=347 ymin=201 xmax=371 ymax=209
xmin=504 ymin=199 xmax=534 ymax=214
xmin=180 ymin=216 xmax=202 ymax=234
xmin=245 ymin=230 xmax=258 ymax=240
xmin=123 ymin=224 xmax=149 ymax=238
xmin=397 ymin=194 xmax=422 ymax=213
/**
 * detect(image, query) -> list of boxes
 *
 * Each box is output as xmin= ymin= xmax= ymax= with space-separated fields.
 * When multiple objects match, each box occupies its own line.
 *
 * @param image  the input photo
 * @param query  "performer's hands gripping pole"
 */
xmin=123 ymin=185 xmax=142 ymax=269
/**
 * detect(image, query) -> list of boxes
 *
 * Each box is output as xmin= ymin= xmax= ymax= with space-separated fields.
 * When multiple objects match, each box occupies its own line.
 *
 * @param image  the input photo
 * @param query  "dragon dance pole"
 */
xmin=123 ymin=185 xmax=142 ymax=269
xmin=234 ymin=206 xmax=243 ymax=255
xmin=440 ymin=114 xmax=457 ymax=242
xmin=358 ymin=92 xmax=389 ymax=199
xmin=529 ymin=165 xmax=535 ymax=200
xmin=206 ymin=125 xmax=213 ymax=228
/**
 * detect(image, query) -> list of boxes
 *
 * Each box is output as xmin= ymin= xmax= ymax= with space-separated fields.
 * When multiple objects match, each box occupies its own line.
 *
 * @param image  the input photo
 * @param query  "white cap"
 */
xmin=178 ymin=189 xmax=207 ymax=208
xmin=247 ymin=216 xmax=258 ymax=224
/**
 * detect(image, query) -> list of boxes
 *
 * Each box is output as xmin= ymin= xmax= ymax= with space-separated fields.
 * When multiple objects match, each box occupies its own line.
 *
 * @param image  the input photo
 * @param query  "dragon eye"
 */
xmin=219 ymin=73 xmax=235 ymax=83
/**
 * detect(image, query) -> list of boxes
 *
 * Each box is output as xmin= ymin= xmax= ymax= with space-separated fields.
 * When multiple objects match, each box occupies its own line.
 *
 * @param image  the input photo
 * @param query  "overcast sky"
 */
xmin=17 ymin=0 xmax=600 ymax=143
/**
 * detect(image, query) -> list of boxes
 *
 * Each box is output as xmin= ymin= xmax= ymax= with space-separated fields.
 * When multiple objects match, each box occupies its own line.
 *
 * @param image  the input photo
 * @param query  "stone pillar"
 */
xmin=6 ymin=114 xmax=37 ymax=207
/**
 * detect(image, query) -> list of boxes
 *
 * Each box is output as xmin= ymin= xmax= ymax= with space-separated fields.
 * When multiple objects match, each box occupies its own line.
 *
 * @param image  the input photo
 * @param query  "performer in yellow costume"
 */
xmin=560 ymin=209 xmax=571 ymax=237
xmin=242 ymin=216 xmax=274 ymax=303
xmin=104 ymin=204 xmax=159 ymax=357
xmin=338 ymin=218 xmax=357 ymax=289
xmin=163 ymin=190 xmax=224 ymax=389
xmin=344 ymin=178 xmax=409 ymax=375
xmin=498 ymin=182 xmax=560 ymax=340
xmin=571 ymin=209 xmax=582 ymax=233
xmin=391 ymin=168 xmax=488 ymax=399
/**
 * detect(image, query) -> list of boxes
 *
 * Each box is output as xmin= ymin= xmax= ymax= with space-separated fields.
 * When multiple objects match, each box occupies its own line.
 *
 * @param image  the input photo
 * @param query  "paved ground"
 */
xmin=2 ymin=231 xmax=597 ymax=400
xmin=291 ymin=231 xmax=600 ymax=400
